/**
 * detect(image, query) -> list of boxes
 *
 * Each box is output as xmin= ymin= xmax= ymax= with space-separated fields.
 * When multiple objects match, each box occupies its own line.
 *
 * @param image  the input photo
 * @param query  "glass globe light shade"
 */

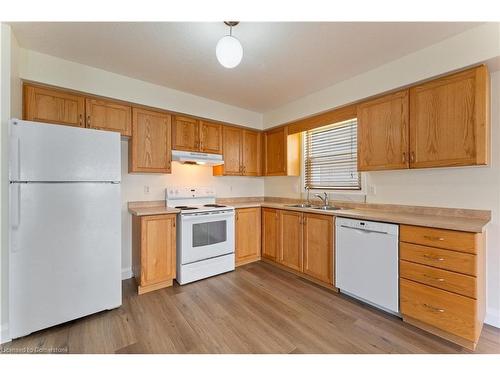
xmin=216 ymin=35 xmax=243 ymax=69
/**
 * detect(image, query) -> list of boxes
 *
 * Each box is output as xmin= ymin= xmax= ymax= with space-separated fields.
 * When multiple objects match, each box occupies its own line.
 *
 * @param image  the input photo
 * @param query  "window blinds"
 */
xmin=304 ymin=118 xmax=360 ymax=190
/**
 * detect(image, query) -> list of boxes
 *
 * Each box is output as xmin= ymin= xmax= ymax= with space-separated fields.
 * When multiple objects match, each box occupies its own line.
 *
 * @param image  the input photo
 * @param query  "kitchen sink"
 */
xmin=311 ymin=206 xmax=343 ymax=211
xmin=287 ymin=203 xmax=314 ymax=208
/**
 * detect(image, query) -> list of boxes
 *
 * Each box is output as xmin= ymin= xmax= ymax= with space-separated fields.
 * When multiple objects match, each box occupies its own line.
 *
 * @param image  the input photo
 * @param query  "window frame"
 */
xmin=302 ymin=118 xmax=362 ymax=191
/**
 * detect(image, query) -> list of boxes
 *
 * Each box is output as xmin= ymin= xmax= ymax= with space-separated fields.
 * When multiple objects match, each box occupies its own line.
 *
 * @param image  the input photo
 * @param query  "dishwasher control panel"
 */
xmin=336 ymin=217 xmax=399 ymax=235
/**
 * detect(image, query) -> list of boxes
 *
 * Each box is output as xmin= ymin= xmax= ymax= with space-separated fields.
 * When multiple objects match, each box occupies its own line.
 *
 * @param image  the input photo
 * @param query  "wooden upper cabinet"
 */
xmin=200 ymin=121 xmax=222 ymax=154
xmin=23 ymin=84 xmax=85 ymax=127
xmin=357 ymin=90 xmax=409 ymax=171
xmin=303 ymin=213 xmax=333 ymax=284
xmin=264 ymin=126 xmax=300 ymax=176
xmin=235 ymin=208 xmax=261 ymax=266
xmin=213 ymin=127 xmax=261 ymax=176
xmin=220 ymin=126 xmax=242 ymax=175
xmin=85 ymin=98 xmax=132 ymax=136
xmin=262 ymin=208 xmax=279 ymax=261
xmin=409 ymin=65 xmax=489 ymax=168
xmin=172 ymin=115 xmax=200 ymax=152
xmin=129 ymin=107 xmax=171 ymax=173
xmin=242 ymin=130 xmax=262 ymax=176
xmin=279 ymin=210 xmax=303 ymax=272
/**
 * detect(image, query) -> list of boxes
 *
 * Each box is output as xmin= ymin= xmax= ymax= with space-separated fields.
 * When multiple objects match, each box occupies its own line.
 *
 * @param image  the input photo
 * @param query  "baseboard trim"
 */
xmin=1 ymin=323 xmax=11 ymax=344
xmin=485 ymin=308 xmax=500 ymax=328
xmin=121 ymin=267 xmax=133 ymax=280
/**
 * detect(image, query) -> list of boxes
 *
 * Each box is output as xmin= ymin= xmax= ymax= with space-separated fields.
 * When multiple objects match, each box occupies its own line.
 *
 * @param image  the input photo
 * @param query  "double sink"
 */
xmin=286 ymin=203 xmax=343 ymax=211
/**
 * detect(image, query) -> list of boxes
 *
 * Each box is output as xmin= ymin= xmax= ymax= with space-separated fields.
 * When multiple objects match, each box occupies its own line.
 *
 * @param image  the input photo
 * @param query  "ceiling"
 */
xmin=10 ymin=22 xmax=482 ymax=113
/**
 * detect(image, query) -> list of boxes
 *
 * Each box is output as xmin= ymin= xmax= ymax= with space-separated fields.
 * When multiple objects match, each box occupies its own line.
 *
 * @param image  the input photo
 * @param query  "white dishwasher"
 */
xmin=335 ymin=217 xmax=399 ymax=315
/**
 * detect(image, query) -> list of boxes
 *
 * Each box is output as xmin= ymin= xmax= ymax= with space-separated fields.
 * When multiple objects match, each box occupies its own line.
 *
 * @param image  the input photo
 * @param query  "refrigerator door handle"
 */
xmin=11 ymin=183 xmax=21 ymax=234
xmin=10 ymin=134 xmax=20 ymax=181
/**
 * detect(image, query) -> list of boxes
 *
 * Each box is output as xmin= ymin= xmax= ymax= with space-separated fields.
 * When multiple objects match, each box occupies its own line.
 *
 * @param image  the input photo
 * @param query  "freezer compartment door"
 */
xmin=9 ymin=182 xmax=121 ymax=338
xmin=10 ymin=119 xmax=120 ymax=182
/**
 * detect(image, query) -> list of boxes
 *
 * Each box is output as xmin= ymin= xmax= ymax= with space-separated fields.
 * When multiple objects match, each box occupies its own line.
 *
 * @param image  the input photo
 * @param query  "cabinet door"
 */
xmin=23 ymin=84 xmax=85 ymax=127
xmin=303 ymin=213 xmax=333 ymax=284
xmin=129 ymin=108 xmax=171 ymax=173
xmin=279 ymin=210 xmax=303 ymax=272
xmin=221 ymin=127 xmax=243 ymax=175
xmin=200 ymin=121 xmax=222 ymax=154
xmin=235 ymin=208 xmax=261 ymax=266
xmin=172 ymin=116 xmax=200 ymax=151
xmin=264 ymin=127 xmax=286 ymax=175
xmin=262 ymin=208 xmax=279 ymax=261
xmin=140 ymin=215 xmax=176 ymax=286
xmin=242 ymin=130 xmax=261 ymax=176
xmin=409 ymin=65 xmax=489 ymax=168
xmin=85 ymin=98 xmax=132 ymax=136
xmin=357 ymin=90 xmax=409 ymax=171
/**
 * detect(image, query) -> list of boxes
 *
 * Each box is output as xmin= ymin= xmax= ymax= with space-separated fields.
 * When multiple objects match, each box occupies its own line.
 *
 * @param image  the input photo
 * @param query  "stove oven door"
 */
xmin=179 ymin=210 xmax=235 ymax=264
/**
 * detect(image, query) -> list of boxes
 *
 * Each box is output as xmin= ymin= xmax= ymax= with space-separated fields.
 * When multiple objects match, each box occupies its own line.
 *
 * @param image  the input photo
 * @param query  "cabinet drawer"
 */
xmin=400 ymin=242 xmax=476 ymax=276
xmin=400 ymin=225 xmax=478 ymax=254
xmin=400 ymin=279 xmax=477 ymax=341
xmin=400 ymin=260 xmax=476 ymax=298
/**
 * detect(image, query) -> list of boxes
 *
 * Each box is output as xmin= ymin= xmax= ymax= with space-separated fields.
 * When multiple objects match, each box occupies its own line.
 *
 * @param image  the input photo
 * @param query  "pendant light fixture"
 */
xmin=216 ymin=21 xmax=243 ymax=69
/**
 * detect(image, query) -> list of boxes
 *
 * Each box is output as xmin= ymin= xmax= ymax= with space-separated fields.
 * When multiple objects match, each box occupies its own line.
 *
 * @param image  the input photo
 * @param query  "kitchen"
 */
xmin=1 ymin=10 xmax=500 ymax=371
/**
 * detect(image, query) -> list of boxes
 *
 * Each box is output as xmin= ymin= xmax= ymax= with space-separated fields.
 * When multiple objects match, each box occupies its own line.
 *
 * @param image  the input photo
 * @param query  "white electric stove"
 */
xmin=166 ymin=187 xmax=235 ymax=285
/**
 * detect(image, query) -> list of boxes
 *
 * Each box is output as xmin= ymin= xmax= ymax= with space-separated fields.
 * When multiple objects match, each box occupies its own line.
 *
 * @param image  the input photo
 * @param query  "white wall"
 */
xmin=18 ymin=48 xmax=263 ymax=130
xmin=264 ymin=23 xmax=500 ymax=128
xmin=120 ymin=141 xmax=263 ymax=278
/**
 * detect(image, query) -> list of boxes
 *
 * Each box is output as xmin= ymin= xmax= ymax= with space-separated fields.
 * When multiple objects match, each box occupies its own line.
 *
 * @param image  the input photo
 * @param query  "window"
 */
xmin=304 ymin=118 xmax=360 ymax=190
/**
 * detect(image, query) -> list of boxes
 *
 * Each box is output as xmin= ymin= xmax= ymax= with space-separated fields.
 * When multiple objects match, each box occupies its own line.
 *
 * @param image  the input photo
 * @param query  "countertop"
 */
xmin=128 ymin=199 xmax=490 ymax=233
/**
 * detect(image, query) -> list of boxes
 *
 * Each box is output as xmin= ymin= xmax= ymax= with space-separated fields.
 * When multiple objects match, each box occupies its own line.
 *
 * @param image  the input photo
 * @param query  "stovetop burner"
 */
xmin=203 ymin=204 xmax=226 ymax=208
xmin=175 ymin=206 xmax=198 ymax=210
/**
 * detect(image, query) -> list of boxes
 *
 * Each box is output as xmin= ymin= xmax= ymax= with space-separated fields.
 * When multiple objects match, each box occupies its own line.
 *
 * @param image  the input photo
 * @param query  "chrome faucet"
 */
xmin=314 ymin=192 xmax=329 ymax=207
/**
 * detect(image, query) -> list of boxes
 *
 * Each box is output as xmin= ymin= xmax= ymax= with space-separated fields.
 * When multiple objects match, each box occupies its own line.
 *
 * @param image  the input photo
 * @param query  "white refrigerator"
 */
xmin=9 ymin=119 xmax=122 ymax=339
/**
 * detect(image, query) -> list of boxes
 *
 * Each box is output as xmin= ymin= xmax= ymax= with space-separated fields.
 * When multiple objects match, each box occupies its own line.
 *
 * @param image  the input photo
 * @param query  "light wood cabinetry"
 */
xmin=263 ymin=209 xmax=334 ymax=286
xmin=235 ymin=208 xmax=261 ymax=266
xmin=132 ymin=214 xmax=176 ymax=295
xmin=399 ymin=224 xmax=485 ymax=350
xmin=409 ymin=65 xmax=489 ymax=168
xmin=278 ymin=210 xmax=303 ymax=272
xmin=261 ymin=208 xmax=279 ymax=261
xmin=263 ymin=126 xmax=300 ymax=176
xmin=129 ymin=108 xmax=171 ymax=173
xmin=357 ymin=90 xmax=409 ymax=171
xmin=200 ymin=120 xmax=222 ymax=154
xmin=302 ymin=213 xmax=334 ymax=284
xmin=24 ymin=84 xmax=85 ymax=127
xmin=85 ymin=98 xmax=132 ymax=136
xmin=172 ymin=115 xmax=200 ymax=152
xmin=172 ymin=116 xmax=223 ymax=154
xmin=213 ymin=127 xmax=261 ymax=176
xmin=357 ymin=65 xmax=490 ymax=171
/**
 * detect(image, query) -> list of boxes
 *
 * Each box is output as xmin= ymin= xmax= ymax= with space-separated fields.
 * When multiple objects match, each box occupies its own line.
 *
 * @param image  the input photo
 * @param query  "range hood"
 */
xmin=171 ymin=150 xmax=224 ymax=166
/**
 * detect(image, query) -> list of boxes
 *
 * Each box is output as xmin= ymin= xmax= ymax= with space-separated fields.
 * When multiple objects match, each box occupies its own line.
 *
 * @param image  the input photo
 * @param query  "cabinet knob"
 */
xmin=402 ymin=152 xmax=406 ymax=163
xmin=87 ymin=115 xmax=91 ymax=127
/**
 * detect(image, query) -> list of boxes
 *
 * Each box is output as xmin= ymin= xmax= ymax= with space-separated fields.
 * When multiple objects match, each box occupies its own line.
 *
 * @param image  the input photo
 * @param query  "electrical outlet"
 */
xmin=368 ymin=185 xmax=376 ymax=195
xmin=144 ymin=185 xmax=150 ymax=194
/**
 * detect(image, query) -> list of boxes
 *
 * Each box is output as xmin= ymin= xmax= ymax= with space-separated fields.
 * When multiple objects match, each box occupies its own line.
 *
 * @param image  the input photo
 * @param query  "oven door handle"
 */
xmin=181 ymin=211 xmax=235 ymax=221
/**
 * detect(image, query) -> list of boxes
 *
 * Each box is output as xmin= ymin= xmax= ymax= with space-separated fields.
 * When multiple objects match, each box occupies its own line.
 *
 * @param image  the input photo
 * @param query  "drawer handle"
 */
xmin=423 ymin=235 xmax=445 ymax=241
xmin=424 ymin=274 xmax=445 ymax=282
xmin=423 ymin=303 xmax=445 ymax=313
xmin=423 ymin=254 xmax=445 ymax=261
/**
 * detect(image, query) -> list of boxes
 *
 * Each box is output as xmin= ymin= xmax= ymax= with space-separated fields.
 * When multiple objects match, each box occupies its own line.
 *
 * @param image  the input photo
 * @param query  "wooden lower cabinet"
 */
xmin=279 ymin=210 xmax=303 ymax=272
xmin=303 ymin=213 xmax=334 ymax=284
xmin=399 ymin=224 xmax=485 ymax=350
xmin=262 ymin=208 xmax=335 ymax=287
xmin=235 ymin=207 xmax=261 ymax=266
xmin=261 ymin=208 xmax=279 ymax=261
xmin=132 ymin=214 xmax=176 ymax=294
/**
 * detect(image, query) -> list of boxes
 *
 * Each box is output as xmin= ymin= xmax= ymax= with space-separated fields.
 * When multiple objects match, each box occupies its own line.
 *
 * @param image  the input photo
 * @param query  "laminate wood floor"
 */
xmin=2 ymin=261 xmax=500 ymax=354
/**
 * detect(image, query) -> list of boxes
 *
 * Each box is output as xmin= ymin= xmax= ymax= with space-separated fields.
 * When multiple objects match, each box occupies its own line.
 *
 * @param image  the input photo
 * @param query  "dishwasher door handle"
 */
xmin=339 ymin=225 xmax=389 ymax=235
